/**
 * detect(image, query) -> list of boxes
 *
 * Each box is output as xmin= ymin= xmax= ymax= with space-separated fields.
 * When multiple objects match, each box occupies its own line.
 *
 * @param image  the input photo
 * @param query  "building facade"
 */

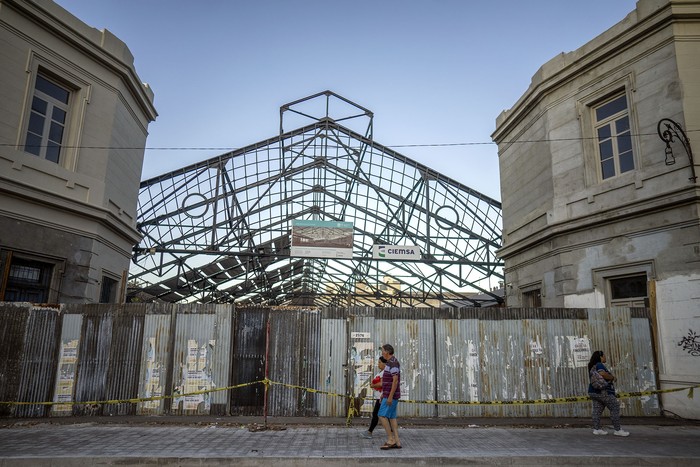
xmin=0 ymin=0 xmax=157 ymax=303
xmin=493 ymin=0 xmax=699 ymax=418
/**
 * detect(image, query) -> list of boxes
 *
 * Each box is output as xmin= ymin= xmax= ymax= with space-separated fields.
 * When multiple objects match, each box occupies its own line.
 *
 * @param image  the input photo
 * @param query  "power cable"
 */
xmin=1 ymin=128 xmax=698 ymax=152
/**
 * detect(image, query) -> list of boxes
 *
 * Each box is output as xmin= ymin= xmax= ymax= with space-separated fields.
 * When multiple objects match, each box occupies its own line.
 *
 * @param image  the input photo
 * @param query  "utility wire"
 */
xmin=1 ymin=128 xmax=698 ymax=152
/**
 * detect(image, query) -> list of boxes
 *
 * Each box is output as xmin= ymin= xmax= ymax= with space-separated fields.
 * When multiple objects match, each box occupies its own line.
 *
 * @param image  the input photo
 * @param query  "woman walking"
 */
xmin=361 ymin=356 xmax=387 ymax=439
xmin=588 ymin=350 xmax=629 ymax=437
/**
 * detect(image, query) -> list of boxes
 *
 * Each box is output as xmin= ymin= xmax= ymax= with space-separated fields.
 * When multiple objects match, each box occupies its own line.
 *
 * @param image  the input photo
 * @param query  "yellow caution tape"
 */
xmin=1 ymin=381 xmax=697 ymax=411
xmin=0 ymin=380 xmax=263 ymax=407
xmin=267 ymin=380 xmax=350 ymax=399
xmin=398 ymin=384 xmax=700 ymax=406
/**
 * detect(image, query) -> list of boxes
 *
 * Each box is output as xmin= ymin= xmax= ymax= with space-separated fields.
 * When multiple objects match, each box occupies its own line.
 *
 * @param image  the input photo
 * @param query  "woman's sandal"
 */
xmin=380 ymin=443 xmax=396 ymax=450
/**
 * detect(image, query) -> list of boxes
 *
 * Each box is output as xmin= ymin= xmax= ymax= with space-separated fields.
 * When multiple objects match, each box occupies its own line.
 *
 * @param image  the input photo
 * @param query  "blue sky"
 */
xmin=56 ymin=0 xmax=637 ymax=200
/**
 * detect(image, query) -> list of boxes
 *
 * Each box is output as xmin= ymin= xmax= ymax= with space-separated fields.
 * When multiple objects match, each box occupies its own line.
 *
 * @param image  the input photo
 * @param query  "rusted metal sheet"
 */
xmin=544 ymin=316 xmax=590 ymax=417
xmin=137 ymin=305 xmax=172 ymax=415
xmin=349 ymin=310 xmax=376 ymax=417
xmin=170 ymin=304 xmax=219 ymax=415
xmin=588 ymin=307 xmax=660 ymax=416
xmin=230 ymin=307 xmax=269 ymax=416
xmin=50 ymin=311 xmax=83 ymax=416
xmin=209 ymin=304 xmax=233 ymax=415
xmin=587 ymin=307 xmax=634 ymax=416
xmin=435 ymin=317 xmax=482 ymax=418
xmin=0 ymin=303 xmax=661 ymax=419
xmin=395 ymin=317 xmax=436 ymax=418
xmin=534 ymin=312 xmax=590 ymax=418
xmin=631 ymin=314 xmax=660 ymax=415
xmin=72 ymin=304 xmax=114 ymax=416
xmin=318 ymin=315 xmax=347 ymax=417
xmin=267 ymin=308 xmax=320 ymax=416
xmin=520 ymin=318 xmax=550 ymax=417
xmin=14 ymin=305 xmax=61 ymax=417
xmin=0 ymin=302 xmax=31 ymax=417
xmin=480 ymin=318 xmax=528 ymax=417
xmin=372 ymin=308 xmax=433 ymax=418
xmin=103 ymin=304 xmax=146 ymax=416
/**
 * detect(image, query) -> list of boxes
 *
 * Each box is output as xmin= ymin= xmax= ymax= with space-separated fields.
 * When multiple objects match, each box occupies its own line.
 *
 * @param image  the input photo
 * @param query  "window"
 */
xmin=609 ymin=274 xmax=647 ymax=307
xmin=593 ymin=262 xmax=653 ymax=308
xmin=3 ymin=257 xmax=54 ymax=303
xmin=522 ymin=289 xmax=542 ymax=307
xmin=99 ymin=275 xmax=119 ymax=303
xmin=520 ymin=282 xmax=543 ymax=307
xmin=594 ymin=94 xmax=634 ymax=180
xmin=24 ymin=74 xmax=70 ymax=163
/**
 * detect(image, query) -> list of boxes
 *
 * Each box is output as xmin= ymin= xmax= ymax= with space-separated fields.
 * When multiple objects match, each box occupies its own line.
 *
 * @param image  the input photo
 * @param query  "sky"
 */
xmin=55 ymin=0 xmax=638 ymax=201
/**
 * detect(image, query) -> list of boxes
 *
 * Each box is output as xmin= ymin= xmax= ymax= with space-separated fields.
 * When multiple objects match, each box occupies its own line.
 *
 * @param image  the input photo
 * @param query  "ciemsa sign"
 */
xmin=372 ymin=245 xmax=421 ymax=260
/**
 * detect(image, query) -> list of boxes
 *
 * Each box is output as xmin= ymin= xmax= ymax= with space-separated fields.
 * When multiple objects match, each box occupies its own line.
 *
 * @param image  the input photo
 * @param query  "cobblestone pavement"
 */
xmin=1 ymin=420 xmax=700 ymax=466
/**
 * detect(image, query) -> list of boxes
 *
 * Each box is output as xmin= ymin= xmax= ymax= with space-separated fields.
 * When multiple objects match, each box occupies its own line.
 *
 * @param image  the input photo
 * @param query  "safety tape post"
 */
xmin=268 ymin=380 xmax=359 ymax=425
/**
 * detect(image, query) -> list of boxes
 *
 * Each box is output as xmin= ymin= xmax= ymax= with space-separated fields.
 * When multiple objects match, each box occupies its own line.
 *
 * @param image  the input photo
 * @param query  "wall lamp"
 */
xmin=657 ymin=118 xmax=697 ymax=182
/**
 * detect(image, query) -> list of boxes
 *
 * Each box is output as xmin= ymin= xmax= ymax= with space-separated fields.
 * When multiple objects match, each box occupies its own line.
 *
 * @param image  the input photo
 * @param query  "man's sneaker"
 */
xmin=613 ymin=429 xmax=630 ymax=437
xmin=361 ymin=430 xmax=373 ymax=439
xmin=592 ymin=429 xmax=608 ymax=435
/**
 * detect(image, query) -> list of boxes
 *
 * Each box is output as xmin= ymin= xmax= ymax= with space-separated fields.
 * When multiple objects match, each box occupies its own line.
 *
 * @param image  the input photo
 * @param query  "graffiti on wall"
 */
xmin=678 ymin=329 xmax=700 ymax=356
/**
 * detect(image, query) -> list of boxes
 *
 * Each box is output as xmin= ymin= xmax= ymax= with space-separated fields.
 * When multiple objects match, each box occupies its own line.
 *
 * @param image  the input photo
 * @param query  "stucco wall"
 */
xmin=0 ymin=0 xmax=156 ymax=303
xmin=493 ymin=0 xmax=700 ymax=419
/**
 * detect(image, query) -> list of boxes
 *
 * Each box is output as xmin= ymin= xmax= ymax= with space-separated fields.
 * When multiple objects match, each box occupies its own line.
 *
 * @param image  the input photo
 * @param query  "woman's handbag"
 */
xmin=590 ymin=368 xmax=608 ymax=390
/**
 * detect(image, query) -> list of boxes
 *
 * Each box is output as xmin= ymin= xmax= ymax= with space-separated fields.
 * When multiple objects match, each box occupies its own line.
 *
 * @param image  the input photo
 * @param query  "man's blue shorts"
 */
xmin=378 ymin=398 xmax=399 ymax=419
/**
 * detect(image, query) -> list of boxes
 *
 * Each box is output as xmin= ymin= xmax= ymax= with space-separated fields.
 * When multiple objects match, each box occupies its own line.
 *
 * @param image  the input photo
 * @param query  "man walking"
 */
xmin=378 ymin=343 xmax=401 ymax=449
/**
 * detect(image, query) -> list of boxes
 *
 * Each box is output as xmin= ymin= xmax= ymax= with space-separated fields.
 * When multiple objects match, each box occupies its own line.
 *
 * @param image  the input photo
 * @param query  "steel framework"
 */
xmin=128 ymin=91 xmax=503 ymax=307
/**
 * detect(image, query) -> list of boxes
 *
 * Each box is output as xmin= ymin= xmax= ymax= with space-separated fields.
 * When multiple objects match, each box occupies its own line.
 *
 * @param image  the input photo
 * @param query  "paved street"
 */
xmin=1 ymin=417 xmax=700 ymax=466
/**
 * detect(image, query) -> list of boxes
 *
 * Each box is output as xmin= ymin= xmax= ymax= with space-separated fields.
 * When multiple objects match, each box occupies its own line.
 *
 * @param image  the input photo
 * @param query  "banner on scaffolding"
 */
xmin=290 ymin=219 xmax=354 ymax=258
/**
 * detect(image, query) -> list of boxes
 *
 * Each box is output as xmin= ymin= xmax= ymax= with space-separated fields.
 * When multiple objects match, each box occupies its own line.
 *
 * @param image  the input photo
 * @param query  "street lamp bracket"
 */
xmin=657 ymin=118 xmax=697 ymax=183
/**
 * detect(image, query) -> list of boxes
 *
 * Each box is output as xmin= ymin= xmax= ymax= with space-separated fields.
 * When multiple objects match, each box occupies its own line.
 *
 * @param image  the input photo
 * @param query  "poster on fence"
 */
xmin=569 ymin=336 xmax=591 ymax=368
xmin=141 ymin=337 xmax=162 ymax=410
xmin=172 ymin=339 xmax=215 ymax=412
xmin=53 ymin=339 xmax=79 ymax=412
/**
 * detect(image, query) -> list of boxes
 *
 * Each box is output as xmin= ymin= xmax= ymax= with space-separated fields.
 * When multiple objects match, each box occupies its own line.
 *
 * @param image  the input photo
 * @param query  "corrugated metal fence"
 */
xmin=0 ymin=303 xmax=659 ymax=418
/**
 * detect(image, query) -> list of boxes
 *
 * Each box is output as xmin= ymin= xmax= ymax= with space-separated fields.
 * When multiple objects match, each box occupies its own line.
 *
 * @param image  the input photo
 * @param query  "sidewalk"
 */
xmin=1 ymin=416 xmax=699 ymax=466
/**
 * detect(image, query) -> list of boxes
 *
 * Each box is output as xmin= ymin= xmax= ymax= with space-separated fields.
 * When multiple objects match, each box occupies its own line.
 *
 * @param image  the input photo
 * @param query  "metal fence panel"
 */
xmin=0 ymin=302 xmax=30 ymax=416
xmin=372 ymin=309 xmax=433 ymax=418
xmin=318 ymin=317 xmax=347 ymax=417
xmin=435 ymin=317 xmax=482 ymax=417
xmin=14 ymin=305 xmax=61 ymax=417
xmin=209 ymin=304 xmax=233 ymax=415
xmin=0 ymin=303 xmax=660 ymax=419
xmin=137 ymin=307 xmax=172 ymax=415
xmin=268 ymin=308 xmax=320 ymax=416
xmin=521 ymin=318 xmax=550 ymax=417
xmin=480 ymin=318 xmax=528 ymax=417
xmin=170 ymin=305 xmax=217 ymax=415
xmin=545 ymin=316 xmax=590 ymax=417
xmin=104 ymin=304 xmax=145 ymax=416
xmin=51 ymin=312 xmax=83 ymax=416
xmin=72 ymin=305 xmax=113 ymax=416
xmin=631 ymin=316 xmax=660 ymax=415
xmin=394 ymin=317 xmax=436 ymax=418
xmin=349 ymin=310 xmax=377 ymax=417
xmin=298 ymin=308 xmax=321 ymax=416
xmin=230 ymin=307 xmax=269 ymax=416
